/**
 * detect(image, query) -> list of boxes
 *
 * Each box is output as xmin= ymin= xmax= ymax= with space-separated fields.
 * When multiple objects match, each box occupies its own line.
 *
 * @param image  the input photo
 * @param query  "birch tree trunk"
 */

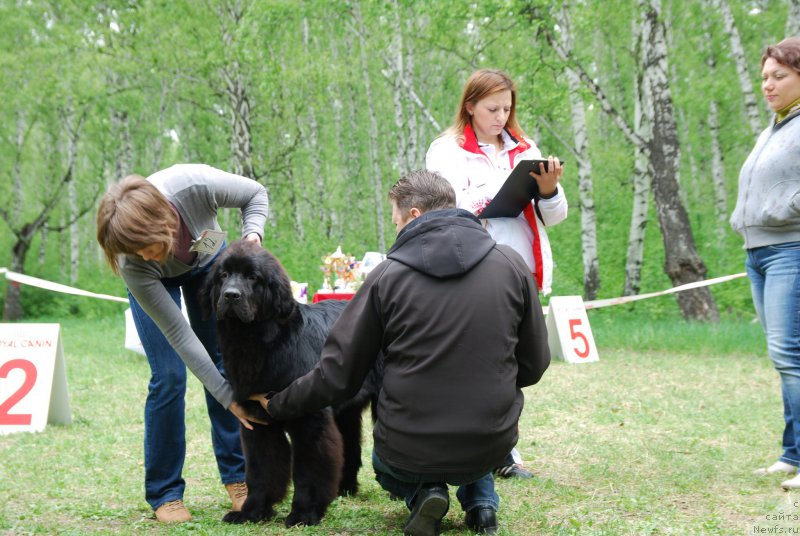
xmin=663 ymin=9 xmax=689 ymax=204
xmin=328 ymin=26 xmax=358 ymax=238
xmin=220 ymin=3 xmax=255 ymax=180
xmin=680 ymin=108 xmax=696 ymax=204
xmin=4 ymin=227 xmax=32 ymax=320
xmin=403 ymin=16 xmax=421 ymax=168
xmin=40 ymin=130 xmax=56 ymax=267
xmin=389 ymin=0 xmax=409 ymax=174
xmin=3 ymin=175 xmax=69 ymax=320
xmin=64 ymin=107 xmax=80 ymax=284
xmin=378 ymin=2 xmax=437 ymax=170
xmin=352 ymin=2 xmax=386 ymax=252
xmin=4 ymin=113 xmax=28 ymax=319
xmin=642 ymin=0 xmax=719 ymax=321
xmin=151 ymin=79 xmax=171 ymax=171
xmin=289 ymin=171 xmax=305 ymax=241
xmin=624 ymin=17 xmax=653 ymax=297
xmin=607 ymin=40 xmax=627 ymax=117
xmin=222 ymin=65 xmax=254 ymax=180
xmin=111 ymin=109 xmax=133 ymax=181
xmin=59 ymin=209 xmax=68 ymax=279
xmin=1 ymin=103 xmax=98 ymax=320
xmin=716 ymin=0 xmax=763 ymax=138
xmin=787 ymin=0 xmax=800 ymax=37
xmin=301 ymin=16 xmax=328 ymax=234
xmin=544 ymin=28 xmax=646 ymax=149
xmin=558 ymin=5 xmax=600 ymax=300
xmin=542 ymin=7 xmax=718 ymax=319
xmin=705 ymin=28 xmax=728 ymax=243
xmin=13 ymin=112 xmax=25 ymax=224
xmin=708 ymin=99 xmax=727 ymax=241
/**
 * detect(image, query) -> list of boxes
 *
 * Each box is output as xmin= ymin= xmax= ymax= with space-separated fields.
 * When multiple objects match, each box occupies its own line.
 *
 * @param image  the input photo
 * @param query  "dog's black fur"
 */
xmin=201 ymin=240 xmax=382 ymax=527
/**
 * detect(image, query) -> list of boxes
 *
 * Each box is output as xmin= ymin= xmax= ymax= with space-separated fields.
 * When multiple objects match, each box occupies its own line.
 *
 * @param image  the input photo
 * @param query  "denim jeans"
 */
xmin=746 ymin=242 xmax=800 ymax=466
xmin=128 ymin=253 xmax=245 ymax=510
xmin=372 ymin=450 xmax=500 ymax=513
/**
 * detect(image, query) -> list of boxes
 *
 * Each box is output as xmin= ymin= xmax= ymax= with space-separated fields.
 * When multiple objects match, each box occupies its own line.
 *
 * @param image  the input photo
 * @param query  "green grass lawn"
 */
xmin=0 ymin=312 xmax=797 ymax=535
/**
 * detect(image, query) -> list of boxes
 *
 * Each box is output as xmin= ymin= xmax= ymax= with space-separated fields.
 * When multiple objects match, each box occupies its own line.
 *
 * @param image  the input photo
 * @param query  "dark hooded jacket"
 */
xmin=267 ymin=209 xmax=550 ymax=475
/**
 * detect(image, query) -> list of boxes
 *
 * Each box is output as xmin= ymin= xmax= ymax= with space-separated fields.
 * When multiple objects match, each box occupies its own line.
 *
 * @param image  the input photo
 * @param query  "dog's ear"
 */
xmin=200 ymin=258 xmax=222 ymax=320
xmin=262 ymin=254 xmax=296 ymax=321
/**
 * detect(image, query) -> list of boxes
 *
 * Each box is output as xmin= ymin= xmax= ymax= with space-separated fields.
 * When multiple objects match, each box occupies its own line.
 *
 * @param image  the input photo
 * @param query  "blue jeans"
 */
xmin=746 ymin=242 xmax=800 ymax=466
xmin=372 ymin=450 xmax=499 ymax=513
xmin=128 ymin=254 xmax=245 ymax=510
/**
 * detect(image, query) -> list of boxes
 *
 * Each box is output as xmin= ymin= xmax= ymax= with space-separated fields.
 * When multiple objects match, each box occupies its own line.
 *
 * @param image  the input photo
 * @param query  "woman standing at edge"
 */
xmin=730 ymin=37 xmax=800 ymax=490
xmin=426 ymin=69 xmax=568 ymax=479
xmin=96 ymin=164 xmax=268 ymax=521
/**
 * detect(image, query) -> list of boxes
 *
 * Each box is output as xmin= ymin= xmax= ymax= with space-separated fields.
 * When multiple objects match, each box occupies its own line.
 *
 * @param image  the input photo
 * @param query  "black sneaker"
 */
xmin=403 ymin=483 xmax=449 ymax=536
xmin=465 ymin=506 xmax=498 ymax=534
xmin=493 ymin=463 xmax=533 ymax=479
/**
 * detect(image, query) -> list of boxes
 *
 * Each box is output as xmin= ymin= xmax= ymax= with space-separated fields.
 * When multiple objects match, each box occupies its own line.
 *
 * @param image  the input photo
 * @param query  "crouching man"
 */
xmin=254 ymin=170 xmax=550 ymax=535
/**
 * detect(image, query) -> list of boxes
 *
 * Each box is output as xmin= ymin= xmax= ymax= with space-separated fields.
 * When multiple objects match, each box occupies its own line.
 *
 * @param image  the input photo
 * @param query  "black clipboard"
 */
xmin=478 ymin=160 xmax=554 ymax=219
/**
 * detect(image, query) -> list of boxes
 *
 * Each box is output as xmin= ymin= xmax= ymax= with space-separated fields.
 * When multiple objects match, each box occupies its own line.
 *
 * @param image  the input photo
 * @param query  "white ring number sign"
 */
xmin=0 ymin=324 xmax=71 ymax=434
xmin=545 ymin=296 xmax=599 ymax=363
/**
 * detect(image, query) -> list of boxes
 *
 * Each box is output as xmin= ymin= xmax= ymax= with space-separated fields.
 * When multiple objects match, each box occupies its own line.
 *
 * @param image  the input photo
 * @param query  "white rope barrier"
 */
xmin=0 ymin=267 xmax=748 ymax=310
xmin=1 ymin=268 xmax=128 ymax=304
xmin=581 ymin=272 xmax=748 ymax=310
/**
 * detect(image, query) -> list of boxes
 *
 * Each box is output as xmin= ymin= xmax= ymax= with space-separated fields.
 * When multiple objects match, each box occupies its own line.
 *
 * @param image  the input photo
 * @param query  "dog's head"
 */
xmin=202 ymin=240 xmax=296 ymax=324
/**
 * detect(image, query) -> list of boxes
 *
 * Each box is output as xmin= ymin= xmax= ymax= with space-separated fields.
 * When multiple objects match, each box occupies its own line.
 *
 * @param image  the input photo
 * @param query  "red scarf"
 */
xmin=461 ymin=125 xmax=544 ymax=290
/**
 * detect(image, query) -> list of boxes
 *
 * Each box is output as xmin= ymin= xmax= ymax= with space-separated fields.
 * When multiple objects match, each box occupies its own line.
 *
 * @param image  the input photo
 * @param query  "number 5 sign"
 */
xmin=0 ymin=324 xmax=72 ymax=435
xmin=545 ymin=296 xmax=599 ymax=364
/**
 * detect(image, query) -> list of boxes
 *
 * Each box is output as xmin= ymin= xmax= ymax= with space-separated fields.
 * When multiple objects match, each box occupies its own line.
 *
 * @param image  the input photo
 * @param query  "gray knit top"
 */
xmin=119 ymin=164 xmax=268 ymax=408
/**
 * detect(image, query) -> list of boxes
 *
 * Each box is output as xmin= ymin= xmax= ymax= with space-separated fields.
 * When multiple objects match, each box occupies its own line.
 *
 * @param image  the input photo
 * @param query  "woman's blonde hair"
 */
xmin=96 ymin=174 xmax=177 ymax=274
xmin=445 ymin=69 xmax=526 ymax=144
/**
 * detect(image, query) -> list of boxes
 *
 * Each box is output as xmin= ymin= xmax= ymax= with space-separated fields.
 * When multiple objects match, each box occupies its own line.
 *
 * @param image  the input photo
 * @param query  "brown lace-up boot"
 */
xmin=154 ymin=499 xmax=192 ymax=523
xmin=225 ymin=481 xmax=248 ymax=512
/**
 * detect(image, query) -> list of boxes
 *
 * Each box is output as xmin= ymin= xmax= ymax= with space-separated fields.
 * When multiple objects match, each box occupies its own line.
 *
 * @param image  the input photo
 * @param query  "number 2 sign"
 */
xmin=0 ymin=324 xmax=71 ymax=435
xmin=545 ymin=296 xmax=599 ymax=364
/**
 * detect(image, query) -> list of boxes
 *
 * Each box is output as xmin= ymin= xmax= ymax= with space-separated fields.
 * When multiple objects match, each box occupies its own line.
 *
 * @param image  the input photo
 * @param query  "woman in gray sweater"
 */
xmin=96 ymin=164 xmax=268 ymax=522
xmin=730 ymin=37 xmax=800 ymax=491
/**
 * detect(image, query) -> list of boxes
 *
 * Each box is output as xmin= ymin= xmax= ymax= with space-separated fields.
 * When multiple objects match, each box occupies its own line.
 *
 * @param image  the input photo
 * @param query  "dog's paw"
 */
xmin=223 ymin=506 xmax=275 ymax=524
xmin=338 ymin=482 xmax=359 ymax=497
xmin=285 ymin=510 xmax=322 ymax=527
xmin=222 ymin=510 xmax=248 ymax=524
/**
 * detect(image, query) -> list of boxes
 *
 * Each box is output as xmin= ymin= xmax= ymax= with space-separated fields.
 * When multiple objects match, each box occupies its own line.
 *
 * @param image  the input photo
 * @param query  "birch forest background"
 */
xmin=2 ymin=0 xmax=798 ymax=322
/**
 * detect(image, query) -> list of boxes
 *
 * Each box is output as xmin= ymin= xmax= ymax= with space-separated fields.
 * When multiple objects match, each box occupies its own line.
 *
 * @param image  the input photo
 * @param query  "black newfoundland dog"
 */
xmin=202 ymin=240 xmax=382 ymax=527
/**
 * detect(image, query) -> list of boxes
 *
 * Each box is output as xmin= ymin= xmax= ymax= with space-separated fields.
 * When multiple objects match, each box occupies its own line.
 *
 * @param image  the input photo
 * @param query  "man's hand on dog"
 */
xmin=249 ymin=393 xmax=271 ymax=414
xmin=229 ymin=400 xmax=270 ymax=429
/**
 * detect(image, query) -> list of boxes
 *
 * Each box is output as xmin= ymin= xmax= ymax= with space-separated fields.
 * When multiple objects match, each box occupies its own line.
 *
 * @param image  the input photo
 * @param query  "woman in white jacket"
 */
xmin=426 ymin=69 xmax=567 ymax=295
xmin=426 ymin=69 xmax=567 ymax=480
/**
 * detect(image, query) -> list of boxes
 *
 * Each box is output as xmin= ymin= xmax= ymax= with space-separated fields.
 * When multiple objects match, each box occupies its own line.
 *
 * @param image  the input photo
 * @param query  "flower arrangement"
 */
xmin=320 ymin=246 xmax=362 ymax=291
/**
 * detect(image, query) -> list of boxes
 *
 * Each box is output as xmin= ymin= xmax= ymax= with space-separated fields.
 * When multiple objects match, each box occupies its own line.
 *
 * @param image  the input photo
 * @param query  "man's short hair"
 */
xmin=388 ymin=170 xmax=456 ymax=214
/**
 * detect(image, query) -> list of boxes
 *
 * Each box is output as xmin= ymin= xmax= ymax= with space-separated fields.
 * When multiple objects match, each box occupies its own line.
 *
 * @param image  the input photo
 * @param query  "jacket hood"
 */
xmin=387 ymin=209 xmax=495 ymax=278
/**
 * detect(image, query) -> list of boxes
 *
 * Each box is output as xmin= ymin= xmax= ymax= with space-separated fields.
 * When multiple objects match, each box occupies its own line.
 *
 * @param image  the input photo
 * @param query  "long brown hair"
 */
xmin=96 ymin=174 xmax=177 ymax=274
xmin=445 ymin=69 xmax=526 ymax=144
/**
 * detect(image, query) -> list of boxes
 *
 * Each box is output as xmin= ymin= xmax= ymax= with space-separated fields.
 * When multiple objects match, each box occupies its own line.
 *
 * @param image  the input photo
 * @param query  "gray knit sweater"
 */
xmin=730 ymin=111 xmax=800 ymax=248
xmin=119 ymin=164 xmax=269 ymax=408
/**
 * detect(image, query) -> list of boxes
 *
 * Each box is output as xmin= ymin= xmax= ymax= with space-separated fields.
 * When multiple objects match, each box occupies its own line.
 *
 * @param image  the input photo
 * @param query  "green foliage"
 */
xmin=1 ymin=0 xmax=792 ymax=318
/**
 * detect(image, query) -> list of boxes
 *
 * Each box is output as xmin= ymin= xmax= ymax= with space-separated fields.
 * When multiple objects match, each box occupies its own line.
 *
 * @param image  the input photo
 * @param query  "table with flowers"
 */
xmin=310 ymin=246 xmax=384 ymax=303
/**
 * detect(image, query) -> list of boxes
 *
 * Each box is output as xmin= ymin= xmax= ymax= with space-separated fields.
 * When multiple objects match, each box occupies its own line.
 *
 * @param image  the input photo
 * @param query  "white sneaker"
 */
xmin=753 ymin=461 xmax=797 ymax=476
xmin=782 ymin=473 xmax=800 ymax=490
